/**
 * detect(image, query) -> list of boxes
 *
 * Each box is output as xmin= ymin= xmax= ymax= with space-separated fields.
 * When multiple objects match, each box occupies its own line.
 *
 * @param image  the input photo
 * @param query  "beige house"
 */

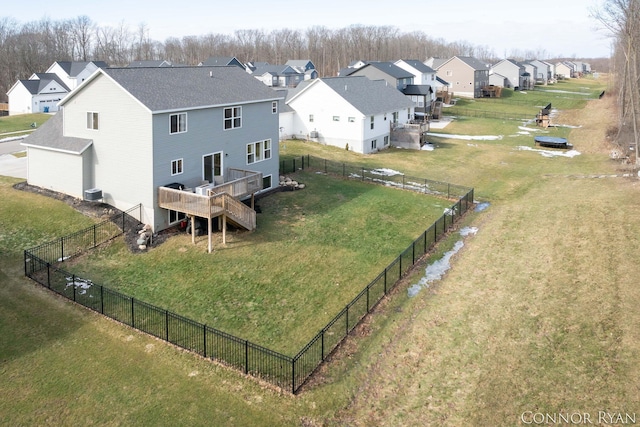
xmin=433 ymin=56 xmax=490 ymax=98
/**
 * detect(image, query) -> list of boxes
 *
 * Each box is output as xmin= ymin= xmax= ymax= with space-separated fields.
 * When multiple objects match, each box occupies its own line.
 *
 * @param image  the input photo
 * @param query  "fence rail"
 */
xmin=24 ymin=157 xmax=474 ymax=394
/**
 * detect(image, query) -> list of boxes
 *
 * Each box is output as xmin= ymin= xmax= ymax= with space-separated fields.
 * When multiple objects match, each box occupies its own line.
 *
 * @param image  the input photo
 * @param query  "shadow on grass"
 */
xmin=0 ymin=257 xmax=86 ymax=364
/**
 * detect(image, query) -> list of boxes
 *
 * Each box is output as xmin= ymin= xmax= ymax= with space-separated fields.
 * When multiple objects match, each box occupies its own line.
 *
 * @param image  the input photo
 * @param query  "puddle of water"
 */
xmin=408 ymin=227 xmax=478 ymax=297
xmin=475 ymin=202 xmax=490 ymax=212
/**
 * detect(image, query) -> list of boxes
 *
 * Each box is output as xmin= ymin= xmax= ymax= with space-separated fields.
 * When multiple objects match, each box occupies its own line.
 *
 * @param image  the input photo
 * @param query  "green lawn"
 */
xmin=62 ymin=170 xmax=450 ymax=354
xmin=0 ymin=113 xmax=51 ymax=137
xmin=4 ymin=75 xmax=633 ymax=426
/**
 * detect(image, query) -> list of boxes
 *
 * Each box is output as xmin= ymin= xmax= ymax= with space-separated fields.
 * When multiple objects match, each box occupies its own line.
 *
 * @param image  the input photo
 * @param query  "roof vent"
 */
xmin=209 ymin=70 xmax=213 ymax=77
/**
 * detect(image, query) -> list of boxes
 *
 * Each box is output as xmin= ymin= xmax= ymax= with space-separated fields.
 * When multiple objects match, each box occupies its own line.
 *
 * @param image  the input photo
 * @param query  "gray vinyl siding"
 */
xmin=151 ymin=100 xmax=280 ymax=230
xmin=62 ymin=74 xmax=155 ymax=224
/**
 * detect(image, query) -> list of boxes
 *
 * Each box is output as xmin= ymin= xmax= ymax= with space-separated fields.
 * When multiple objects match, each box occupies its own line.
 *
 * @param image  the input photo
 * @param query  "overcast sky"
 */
xmin=5 ymin=0 xmax=613 ymax=58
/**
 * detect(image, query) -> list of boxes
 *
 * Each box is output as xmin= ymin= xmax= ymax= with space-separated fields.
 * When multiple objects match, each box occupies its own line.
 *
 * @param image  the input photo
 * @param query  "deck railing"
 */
xmin=157 ymin=169 xmax=262 ymax=230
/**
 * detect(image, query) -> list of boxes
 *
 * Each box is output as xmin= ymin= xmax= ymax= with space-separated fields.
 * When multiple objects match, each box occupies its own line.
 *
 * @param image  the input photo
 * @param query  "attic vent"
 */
xmin=209 ymin=71 xmax=213 ymax=77
xmin=344 ymin=85 xmax=347 ymax=91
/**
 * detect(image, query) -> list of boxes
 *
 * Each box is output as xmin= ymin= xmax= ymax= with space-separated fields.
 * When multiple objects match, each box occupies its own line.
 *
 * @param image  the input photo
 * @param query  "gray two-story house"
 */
xmin=22 ymin=66 xmax=283 ymax=244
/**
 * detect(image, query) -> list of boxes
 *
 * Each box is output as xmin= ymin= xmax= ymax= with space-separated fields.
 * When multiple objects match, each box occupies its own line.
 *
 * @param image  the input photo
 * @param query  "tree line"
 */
xmin=596 ymin=0 xmax=640 ymax=164
xmin=1 ymin=15 xmax=597 ymax=103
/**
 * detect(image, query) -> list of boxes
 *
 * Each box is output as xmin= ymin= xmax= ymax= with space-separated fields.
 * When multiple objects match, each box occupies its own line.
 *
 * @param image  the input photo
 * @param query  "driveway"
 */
xmin=0 ymin=137 xmax=27 ymax=179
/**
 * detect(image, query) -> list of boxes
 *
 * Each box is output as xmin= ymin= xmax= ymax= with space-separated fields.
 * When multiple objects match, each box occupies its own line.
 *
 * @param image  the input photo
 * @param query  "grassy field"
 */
xmin=5 ymin=74 xmax=639 ymax=426
xmin=0 ymin=113 xmax=50 ymax=137
xmin=61 ymin=171 xmax=449 ymax=353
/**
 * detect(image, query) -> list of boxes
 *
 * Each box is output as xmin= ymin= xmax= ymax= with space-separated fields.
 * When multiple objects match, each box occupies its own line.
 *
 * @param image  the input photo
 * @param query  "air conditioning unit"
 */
xmin=195 ymin=183 xmax=217 ymax=196
xmin=84 ymin=188 xmax=102 ymax=201
xmin=309 ymin=131 xmax=318 ymax=138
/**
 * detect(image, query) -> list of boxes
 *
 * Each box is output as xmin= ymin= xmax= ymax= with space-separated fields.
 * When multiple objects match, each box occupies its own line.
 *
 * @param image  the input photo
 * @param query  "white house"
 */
xmin=21 ymin=66 xmax=283 ymax=241
xmin=281 ymin=76 xmax=415 ymax=154
xmin=6 ymin=61 xmax=108 ymax=116
xmin=6 ymin=73 xmax=70 ymax=115
xmin=45 ymin=61 xmax=108 ymax=90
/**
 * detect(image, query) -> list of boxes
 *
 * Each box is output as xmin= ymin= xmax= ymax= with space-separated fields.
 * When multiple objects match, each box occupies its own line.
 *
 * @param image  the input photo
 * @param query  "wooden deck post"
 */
xmin=207 ymin=216 xmax=212 ymax=253
xmin=190 ymin=215 xmax=195 ymax=244
xmin=207 ymin=195 xmax=213 ymax=253
xmin=222 ymin=215 xmax=227 ymax=245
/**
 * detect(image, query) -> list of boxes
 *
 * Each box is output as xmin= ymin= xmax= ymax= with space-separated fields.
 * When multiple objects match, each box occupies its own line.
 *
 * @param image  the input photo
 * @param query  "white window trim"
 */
xmin=170 ymin=112 xmax=187 ymax=134
xmin=171 ymin=158 xmax=183 ymax=176
xmin=262 ymin=174 xmax=273 ymax=191
xmin=247 ymin=139 xmax=272 ymax=165
xmin=224 ymin=106 xmax=242 ymax=130
xmin=87 ymin=112 xmax=99 ymax=130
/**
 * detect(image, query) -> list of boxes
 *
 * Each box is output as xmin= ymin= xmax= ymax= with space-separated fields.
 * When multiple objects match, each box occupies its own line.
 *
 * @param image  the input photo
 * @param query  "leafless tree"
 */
xmin=594 ymin=0 xmax=640 ymax=164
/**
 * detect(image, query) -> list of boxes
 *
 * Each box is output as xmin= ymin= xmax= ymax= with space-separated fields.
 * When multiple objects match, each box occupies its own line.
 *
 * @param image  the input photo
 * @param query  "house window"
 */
xmin=262 ymin=175 xmax=272 ymax=190
xmin=384 ymin=135 xmax=389 ymax=145
xmin=169 ymin=210 xmax=186 ymax=224
xmin=86 ymin=112 xmax=99 ymax=130
xmin=333 ymin=116 xmax=340 ymax=121
xmin=272 ymin=101 xmax=278 ymax=114
xmin=171 ymin=158 xmax=183 ymax=175
xmin=247 ymin=139 xmax=271 ymax=164
xmin=348 ymin=117 xmax=355 ymax=122
xmin=170 ymin=113 xmax=187 ymax=134
xmin=392 ymin=112 xmax=398 ymax=122
xmin=371 ymin=139 xmax=377 ymax=150
xmin=224 ymin=106 xmax=242 ymax=130
xmin=370 ymin=116 xmax=374 ymax=129
xmin=446 ymin=70 xmax=453 ymax=76
xmin=309 ymin=114 xmax=314 ymax=122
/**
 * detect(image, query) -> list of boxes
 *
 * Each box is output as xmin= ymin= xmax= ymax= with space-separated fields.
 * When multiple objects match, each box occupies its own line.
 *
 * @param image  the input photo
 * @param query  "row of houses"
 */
xmin=15 ymin=54 xmax=592 ymax=240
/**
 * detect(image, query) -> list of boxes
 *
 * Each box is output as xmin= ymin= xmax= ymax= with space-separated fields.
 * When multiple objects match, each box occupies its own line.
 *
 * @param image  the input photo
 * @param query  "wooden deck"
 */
xmin=157 ymin=169 xmax=262 ymax=252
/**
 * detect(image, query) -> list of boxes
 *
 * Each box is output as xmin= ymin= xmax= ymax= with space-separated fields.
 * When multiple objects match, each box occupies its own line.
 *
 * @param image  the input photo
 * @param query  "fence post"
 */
xmin=100 ymin=285 xmax=104 ymax=314
xmin=93 ymin=224 xmax=97 ymax=248
xmin=131 ymin=297 xmax=135 ymax=327
xmin=424 ymin=178 xmax=427 ymax=194
xmin=60 ymin=237 xmax=64 ymax=262
xmin=361 ymin=167 xmax=364 ymax=181
xmin=292 ymin=358 xmax=296 ymax=394
xmin=399 ymin=255 xmax=402 ymax=279
xmin=165 ymin=310 xmax=169 ymax=341
xmin=203 ymin=324 xmax=207 ymax=358
xmin=47 ymin=263 xmax=51 ymax=288
xmin=403 ymin=175 xmax=406 ymax=189
xmin=72 ymin=275 xmax=76 ymax=301
xmin=245 ymin=340 xmax=249 ymax=374
xmin=324 ymin=159 xmax=327 ymax=174
xmin=345 ymin=305 xmax=349 ymax=335
xmin=412 ymin=242 xmax=415 ymax=265
xmin=321 ymin=329 xmax=325 ymax=360
xmin=366 ymin=285 xmax=370 ymax=312
xmin=384 ymin=267 xmax=387 ymax=294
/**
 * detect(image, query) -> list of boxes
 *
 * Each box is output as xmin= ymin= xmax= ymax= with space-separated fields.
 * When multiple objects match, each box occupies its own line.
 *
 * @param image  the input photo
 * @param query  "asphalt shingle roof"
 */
xmin=56 ymin=61 xmax=108 ymax=76
xmin=20 ymin=73 xmax=70 ymax=94
xmin=97 ymin=66 xmax=282 ymax=112
xmin=317 ymin=76 xmax=414 ymax=115
xmin=400 ymin=60 xmax=435 ymax=74
xmin=21 ymin=110 xmax=92 ymax=154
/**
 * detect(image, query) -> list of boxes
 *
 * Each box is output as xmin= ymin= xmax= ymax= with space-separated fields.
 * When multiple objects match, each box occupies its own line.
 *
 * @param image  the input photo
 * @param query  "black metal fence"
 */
xmin=24 ymin=159 xmax=474 ymax=394
xmin=280 ymin=154 xmax=472 ymax=201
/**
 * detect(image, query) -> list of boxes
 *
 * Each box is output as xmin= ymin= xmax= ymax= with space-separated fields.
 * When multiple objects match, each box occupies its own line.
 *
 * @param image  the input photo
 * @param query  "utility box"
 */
xmin=84 ymin=188 xmax=103 ymax=201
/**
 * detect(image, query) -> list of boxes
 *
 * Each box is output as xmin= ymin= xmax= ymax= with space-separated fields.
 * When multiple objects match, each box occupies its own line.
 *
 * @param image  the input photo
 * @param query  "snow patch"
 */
xmin=408 ymin=227 xmax=478 ymax=297
xmin=427 ymin=133 xmax=502 ymax=141
xmin=517 ymin=146 xmax=581 ymax=158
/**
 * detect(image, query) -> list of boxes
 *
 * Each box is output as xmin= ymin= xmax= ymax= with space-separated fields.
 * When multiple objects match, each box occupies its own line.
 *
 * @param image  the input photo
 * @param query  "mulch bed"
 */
xmin=13 ymin=181 xmax=178 ymax=253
